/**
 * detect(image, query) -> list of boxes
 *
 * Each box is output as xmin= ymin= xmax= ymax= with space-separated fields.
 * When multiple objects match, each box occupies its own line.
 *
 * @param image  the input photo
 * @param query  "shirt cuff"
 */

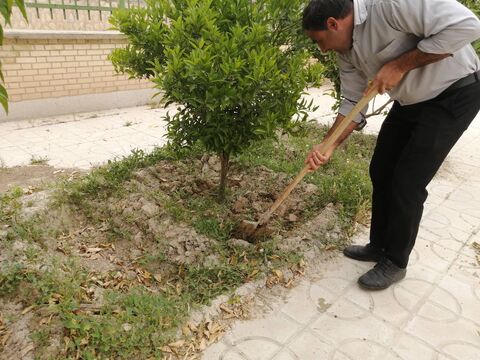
xmin=339 ymin=98 xmax=368 ymax=124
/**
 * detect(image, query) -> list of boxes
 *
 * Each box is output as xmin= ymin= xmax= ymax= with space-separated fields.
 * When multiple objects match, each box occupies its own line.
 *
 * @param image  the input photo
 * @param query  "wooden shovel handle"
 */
xmin=258 ymin=89 xmax=378 ymax=226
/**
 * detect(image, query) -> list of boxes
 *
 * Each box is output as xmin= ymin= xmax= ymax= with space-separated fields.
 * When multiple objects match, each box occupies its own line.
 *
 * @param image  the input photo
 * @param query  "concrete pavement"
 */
xmin=0 ymin=105 xmax=171 ymax=169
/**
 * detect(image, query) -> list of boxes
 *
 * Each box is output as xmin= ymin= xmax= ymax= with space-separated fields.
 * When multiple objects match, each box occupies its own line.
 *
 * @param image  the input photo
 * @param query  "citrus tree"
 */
xmin=0 ymin=0 xmax=27 ymax=113
xmin=110 ymin=0 xmax=319 ymax=199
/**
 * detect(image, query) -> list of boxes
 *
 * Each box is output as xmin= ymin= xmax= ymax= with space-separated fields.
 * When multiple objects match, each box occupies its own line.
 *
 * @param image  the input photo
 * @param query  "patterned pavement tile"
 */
xmin=279 ymin=281 xmax=320 ymax=325
xmin=284 ymin=331 xmax=334 ymax=359
xmin=382 ymin=334 xmax=441 ymax=360
xmin=405 ymin=315 xmax=480 ymax=353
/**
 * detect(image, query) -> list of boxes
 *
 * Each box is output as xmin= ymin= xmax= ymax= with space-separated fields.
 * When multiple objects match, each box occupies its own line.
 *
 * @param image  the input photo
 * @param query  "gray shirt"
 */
xmin=338 ymin=0 xmax=480 ymax=123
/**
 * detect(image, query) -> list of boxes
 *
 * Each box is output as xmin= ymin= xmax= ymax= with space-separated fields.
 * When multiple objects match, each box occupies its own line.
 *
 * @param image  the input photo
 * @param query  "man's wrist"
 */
xmin=390 ymin=51 xmax=415 ymax=75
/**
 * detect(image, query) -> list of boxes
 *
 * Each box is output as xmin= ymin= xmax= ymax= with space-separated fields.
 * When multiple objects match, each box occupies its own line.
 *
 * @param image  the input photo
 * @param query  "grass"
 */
xmin=0 ymin=186 xmax=24 ymax=224
xmin=61 ymin=289 xmax=188 ymax=359
xmin=1 ymin=123 xmax=376 ymax=359
xmin=0 ymin=263 xmax=33 ymax=296
xmin=29 ymin=155 xmax=49 ymax=165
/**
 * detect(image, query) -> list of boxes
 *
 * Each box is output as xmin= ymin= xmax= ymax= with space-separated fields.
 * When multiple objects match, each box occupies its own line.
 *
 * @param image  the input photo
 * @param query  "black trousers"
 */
xmin=369 ymin=79 xmax=480 ymax=268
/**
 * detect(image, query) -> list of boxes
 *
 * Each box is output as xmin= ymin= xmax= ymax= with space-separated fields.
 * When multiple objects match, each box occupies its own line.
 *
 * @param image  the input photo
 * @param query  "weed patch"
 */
xmin=61 ymin=289 xmax=188 ymax=359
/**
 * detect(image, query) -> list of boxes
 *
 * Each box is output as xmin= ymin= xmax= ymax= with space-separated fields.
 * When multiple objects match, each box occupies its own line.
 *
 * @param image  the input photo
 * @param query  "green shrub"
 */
xmin=110 ymin=0 xmax=321 ymax=199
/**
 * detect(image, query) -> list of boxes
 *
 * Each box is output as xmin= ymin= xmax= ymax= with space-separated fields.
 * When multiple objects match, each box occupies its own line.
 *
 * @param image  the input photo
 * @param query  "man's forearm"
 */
xmin=324 ymin=114 xmax=357 ymax=149
xmin=392 ymin=48 xmax=451 ymax=74
xmin=368 ymin=48 xmax=452 ymax=94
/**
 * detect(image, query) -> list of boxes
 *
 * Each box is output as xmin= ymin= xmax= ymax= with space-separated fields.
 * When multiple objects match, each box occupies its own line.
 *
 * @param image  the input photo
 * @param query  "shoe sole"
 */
xmin=357 ymin=273 xmax=406 ymax=291
xmin=343 ymin=249 xmax=383 ymax=262
xmin=357 ymin=280 xmax=391 ymax=291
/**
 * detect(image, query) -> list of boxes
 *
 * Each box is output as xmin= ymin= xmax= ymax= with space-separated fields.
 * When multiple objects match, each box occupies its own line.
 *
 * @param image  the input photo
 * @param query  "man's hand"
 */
xmin=364 ymin=61 xmax=406 ymax=95
xmin=305 ymin=143 xmax=334 ymax=171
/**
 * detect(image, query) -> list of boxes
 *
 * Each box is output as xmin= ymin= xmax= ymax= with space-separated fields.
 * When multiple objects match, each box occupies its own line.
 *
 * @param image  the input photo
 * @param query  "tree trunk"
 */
xmin=218 ymin=152 xmax=230 ymax=201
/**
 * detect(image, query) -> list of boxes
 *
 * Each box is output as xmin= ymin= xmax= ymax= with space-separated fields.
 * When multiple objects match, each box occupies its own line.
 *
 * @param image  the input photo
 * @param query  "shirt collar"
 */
xmin=353 ymin=0 xmax=369 ymax=26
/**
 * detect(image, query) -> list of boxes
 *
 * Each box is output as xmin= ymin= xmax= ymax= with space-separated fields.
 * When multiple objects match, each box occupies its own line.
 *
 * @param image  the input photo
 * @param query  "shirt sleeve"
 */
xmin=383 ymin=0 xmax=480 ymax=54
xmin=338 ymin=54 xmax=369 ymax=124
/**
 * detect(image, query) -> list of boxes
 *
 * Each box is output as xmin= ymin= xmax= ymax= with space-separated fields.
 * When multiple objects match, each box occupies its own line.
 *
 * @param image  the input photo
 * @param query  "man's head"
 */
xmin=303 ymin=0 xmax=354 ymax=53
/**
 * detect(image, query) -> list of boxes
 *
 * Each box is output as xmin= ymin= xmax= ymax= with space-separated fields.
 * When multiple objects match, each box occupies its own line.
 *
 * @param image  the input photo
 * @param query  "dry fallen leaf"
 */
xmin=272 ymin=269 xmax=284 ymax=281
xmin=1 ymin=332 xmax=10 ymax=347
xmin=168 ymin=339 xmax=185 ymax=348
xmin=160 ymin=345 xmax=173 ymax=353
xmin=284 ymin=278 xmax=294 ymax=288
xmin=219 ymin=303 xmax=233 ymax=314
xmin=21 ymin=305 xmax=35 ymax=315
xmin=176 ymin=283 xmax=183 ymax=295
xmin=247 ymin=269 xmax=259 ymax=279
xmin=86 ymin=247 xmax=103 ymax=254
xmin=197 ymin=338 xmax=207 ymax=351
xmin=21 ymin=344 xmax=35 ymax=357
xmin=182 ymin=325 xmax=192 ymax=337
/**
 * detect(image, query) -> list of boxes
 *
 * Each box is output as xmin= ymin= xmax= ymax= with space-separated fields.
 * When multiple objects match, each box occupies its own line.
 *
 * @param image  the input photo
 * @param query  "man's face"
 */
xmin=305 ymin=15 xmax=353 ymax=53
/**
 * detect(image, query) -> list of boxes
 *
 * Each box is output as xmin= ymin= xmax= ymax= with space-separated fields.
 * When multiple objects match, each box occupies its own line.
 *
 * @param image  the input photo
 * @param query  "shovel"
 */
xmin=237 ymin=89 xmax=378 ymax=241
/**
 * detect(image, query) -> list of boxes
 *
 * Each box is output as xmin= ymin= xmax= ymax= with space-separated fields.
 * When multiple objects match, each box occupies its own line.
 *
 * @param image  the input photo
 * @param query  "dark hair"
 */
xmin=302 ymin=0 xmax=353 ymax=31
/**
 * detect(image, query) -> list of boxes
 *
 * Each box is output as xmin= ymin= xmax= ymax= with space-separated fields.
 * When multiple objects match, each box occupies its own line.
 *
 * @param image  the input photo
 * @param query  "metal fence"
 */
xmin=24 ymin=0 xmax=146 ymax=20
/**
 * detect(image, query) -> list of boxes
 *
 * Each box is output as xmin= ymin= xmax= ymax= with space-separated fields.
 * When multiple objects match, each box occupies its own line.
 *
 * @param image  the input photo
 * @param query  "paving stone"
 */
xmin=284 ymin=331 xmax=334 ymax=359
xmin=310 ymin=310 xmax=397 ymax=346
xmin=230 ymin=337 xmax=285 ymax=360
xmin=384 ymin=334 xmax=441 ymax=360
xmin=279 ymin=281 xmax=319 ymax=325
xmin=201 ymin=340 xmax=230 ymax=360
xmin=348 ymin=284 xmax=415 ymax=326
xmin=0 ymin=105 xmax=168 ymax=169
xmin=440 ymin=341 xmax=480 ymax=360
xmin=405 ymin=316 xmax=480 ymax=351
xmin=414 ymin=238 xmax=459 ymax=273
xmin=227 ymin=314 xmax=301 ymax=345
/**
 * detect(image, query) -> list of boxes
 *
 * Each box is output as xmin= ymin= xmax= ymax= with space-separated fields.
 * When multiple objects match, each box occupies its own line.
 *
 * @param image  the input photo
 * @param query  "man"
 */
xmin=303 ymin=0 xmax=480 ymax=290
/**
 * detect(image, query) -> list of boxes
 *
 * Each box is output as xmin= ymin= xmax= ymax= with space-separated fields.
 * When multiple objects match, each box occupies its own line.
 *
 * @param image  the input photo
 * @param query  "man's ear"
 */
xmin=326 ymin=17 xmax=338 ymax=31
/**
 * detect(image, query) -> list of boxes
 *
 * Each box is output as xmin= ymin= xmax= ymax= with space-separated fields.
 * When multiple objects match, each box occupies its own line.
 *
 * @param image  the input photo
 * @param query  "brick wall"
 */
xmin=1 ymin=34 xmax=151 ymax=103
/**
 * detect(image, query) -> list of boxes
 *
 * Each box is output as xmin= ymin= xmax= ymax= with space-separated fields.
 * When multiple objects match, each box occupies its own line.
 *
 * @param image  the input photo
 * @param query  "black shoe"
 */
xmin=358 ymin=257 xmax=406 ymax=290
xmin=343 ymin=244 xmax=384 ymax=262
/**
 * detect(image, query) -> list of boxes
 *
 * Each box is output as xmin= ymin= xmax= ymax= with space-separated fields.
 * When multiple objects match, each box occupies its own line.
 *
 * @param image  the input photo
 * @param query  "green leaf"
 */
xmin=14 ymin=0 xmax=28 ymax=21
xmin=0 ymin=84 xmax=8 ymax=113
xmin=0 ymin=24 xmax=3 ymax=46
xmin=0 ymin=0 xmax=14 ymax=25
xmin=0 ymin=84 xmax=8 ymax=98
